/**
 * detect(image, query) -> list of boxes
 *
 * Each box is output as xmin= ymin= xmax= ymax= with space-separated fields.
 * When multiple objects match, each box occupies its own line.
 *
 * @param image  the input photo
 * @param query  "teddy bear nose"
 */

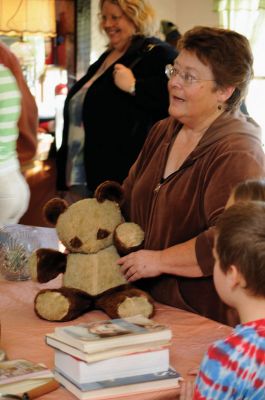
xmin=97 ymin=229 xmax=110 ymax=240
xmin=70 ymin=236 xmax=83 ymax=248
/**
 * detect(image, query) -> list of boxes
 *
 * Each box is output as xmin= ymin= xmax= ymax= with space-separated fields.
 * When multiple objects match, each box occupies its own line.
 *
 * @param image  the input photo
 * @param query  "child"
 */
xmin=193 ymin=200 xmax=265 ymax=399
xmin=226 ymin=178 xmax=265 ymax=208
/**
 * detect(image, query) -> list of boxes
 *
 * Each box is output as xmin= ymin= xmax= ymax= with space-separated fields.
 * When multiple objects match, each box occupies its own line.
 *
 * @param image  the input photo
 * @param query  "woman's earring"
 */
xmin=217 ymin=104 xmax=222 ymax=110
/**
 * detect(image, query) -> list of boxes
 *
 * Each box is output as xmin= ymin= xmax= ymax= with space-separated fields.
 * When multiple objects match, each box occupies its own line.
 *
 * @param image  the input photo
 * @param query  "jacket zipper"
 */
xmin=154 ymin=182 xmax=162 ymax=193
xmin=146 ymin=162 xmax=194 ymax=246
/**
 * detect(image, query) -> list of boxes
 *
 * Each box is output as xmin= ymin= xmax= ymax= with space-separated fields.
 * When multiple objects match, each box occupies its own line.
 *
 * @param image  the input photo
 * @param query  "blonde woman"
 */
xmin=56 ymin=0 xmax=177 ymax=202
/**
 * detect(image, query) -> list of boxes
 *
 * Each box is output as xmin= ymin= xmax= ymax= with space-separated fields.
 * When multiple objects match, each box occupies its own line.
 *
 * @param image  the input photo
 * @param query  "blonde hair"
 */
xmin=99 ymin=0 xmax=157 ymax=36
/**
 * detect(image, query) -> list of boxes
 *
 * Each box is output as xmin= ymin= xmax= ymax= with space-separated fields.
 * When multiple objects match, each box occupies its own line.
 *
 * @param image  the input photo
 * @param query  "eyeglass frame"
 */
xmin=165 ymin=64 xmax=215 ymax=86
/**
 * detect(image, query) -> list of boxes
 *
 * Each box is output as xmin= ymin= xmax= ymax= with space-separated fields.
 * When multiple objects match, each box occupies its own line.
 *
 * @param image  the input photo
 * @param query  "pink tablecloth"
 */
xmin=0 ymin=277 xmax=232 ymax=399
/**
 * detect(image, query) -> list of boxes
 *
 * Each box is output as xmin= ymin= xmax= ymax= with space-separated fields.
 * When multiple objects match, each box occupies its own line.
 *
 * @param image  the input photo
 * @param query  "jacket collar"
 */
xmin=165 ymin=110 xmax=262 ymax=163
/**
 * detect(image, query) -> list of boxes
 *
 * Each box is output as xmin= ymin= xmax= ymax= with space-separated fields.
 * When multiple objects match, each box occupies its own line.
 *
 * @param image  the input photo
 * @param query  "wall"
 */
xmin=90 ymin=0 xmax=219 ymax=61
xmin=90 ymin=0 xmax=107 ymax=63
xmin=150 ymin=0 xmax=218 ymax=35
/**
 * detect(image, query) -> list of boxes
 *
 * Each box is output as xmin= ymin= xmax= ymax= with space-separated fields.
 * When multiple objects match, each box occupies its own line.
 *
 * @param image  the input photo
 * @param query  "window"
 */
xmin=214 ymin=0 xmax=265 ymax=145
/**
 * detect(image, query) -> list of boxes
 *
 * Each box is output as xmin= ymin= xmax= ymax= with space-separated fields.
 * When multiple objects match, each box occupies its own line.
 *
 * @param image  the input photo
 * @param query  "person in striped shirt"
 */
xmin=0 ymin=41 xmax=38 ymax=165
xmin=193 ymin=200 xmax=265 ymax=399
xmin=0 ymin=64 xmax=30 ymax=225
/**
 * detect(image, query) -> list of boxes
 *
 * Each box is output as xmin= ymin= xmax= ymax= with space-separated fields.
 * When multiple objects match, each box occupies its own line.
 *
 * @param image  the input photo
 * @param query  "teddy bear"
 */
xmin=29 ymin=181 xmax=155 ymax=322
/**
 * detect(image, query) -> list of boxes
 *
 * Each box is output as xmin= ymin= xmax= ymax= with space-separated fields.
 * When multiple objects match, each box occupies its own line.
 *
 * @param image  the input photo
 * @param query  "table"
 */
xmin=0 ymin=228 xmax=232 ymax=399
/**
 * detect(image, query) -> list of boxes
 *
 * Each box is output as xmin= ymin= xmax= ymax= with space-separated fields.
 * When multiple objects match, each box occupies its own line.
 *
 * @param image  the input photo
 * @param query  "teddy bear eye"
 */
xmin=70 ymin=236 xmax=83 ymax=248
xmin=97 ymin=229 xmax=110 ymax=239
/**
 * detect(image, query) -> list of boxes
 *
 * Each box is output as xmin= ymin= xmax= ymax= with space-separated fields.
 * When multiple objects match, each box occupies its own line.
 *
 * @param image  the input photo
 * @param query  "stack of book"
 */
xmin=46 ymin=315 xmax=182 ymax=399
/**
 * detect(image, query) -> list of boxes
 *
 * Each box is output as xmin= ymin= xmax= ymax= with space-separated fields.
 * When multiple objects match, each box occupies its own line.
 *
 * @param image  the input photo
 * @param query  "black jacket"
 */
xmin=56 ymin=35 xmax=177 ymax=192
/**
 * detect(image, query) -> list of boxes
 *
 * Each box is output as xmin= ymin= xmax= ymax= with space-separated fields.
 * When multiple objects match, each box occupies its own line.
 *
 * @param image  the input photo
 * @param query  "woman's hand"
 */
xmin=117 ymin=250 xmax=163 ymax=282
xmin=113 ymin=63 xmax=136 ymax=93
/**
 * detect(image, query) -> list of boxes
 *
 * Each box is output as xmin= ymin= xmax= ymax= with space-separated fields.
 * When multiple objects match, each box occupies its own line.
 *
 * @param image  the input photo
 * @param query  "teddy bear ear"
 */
xmin=43 ymin=198 xmax=68 ymax=226
xmin=94 ymin=180 xmax=124 ymax=205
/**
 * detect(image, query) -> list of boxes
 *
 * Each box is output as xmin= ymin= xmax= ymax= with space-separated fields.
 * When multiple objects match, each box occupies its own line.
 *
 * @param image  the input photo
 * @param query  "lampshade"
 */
xmin=0 ymin=0 xmax=56 ymax=37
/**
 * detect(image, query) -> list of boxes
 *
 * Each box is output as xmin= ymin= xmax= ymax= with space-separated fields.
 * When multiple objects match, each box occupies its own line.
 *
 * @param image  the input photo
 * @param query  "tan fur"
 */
xmin=63 ymin=247 xmax=127 ymax=295
xmin=30 ymin=181 xmax=154 ymax=322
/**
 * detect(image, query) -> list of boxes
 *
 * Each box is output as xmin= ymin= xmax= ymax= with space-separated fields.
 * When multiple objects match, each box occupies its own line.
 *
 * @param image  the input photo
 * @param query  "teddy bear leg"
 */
xmin=34 ymin=288 xmax=93 ymax=322
xmin=95 ymin=286 xmax=155 ymax=319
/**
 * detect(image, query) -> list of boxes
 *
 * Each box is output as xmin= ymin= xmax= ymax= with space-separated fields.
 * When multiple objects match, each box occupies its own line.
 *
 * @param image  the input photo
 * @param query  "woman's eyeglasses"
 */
xmin=165 ymin=64 xmax=215 ymax=86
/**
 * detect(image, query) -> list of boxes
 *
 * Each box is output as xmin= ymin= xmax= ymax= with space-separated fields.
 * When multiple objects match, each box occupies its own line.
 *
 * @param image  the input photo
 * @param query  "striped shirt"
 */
xmin=193 ymin=319 xmax=265 ymax=399
xmin=0 ymin=63 xmax=21 ymax=172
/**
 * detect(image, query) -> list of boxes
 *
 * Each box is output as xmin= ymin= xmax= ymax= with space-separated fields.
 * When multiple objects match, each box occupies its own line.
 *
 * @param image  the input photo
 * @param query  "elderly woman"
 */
xmin=56 ymin=0 xmax=177 ymax=202
xmin=118 ymin=26 xmax=265 ymax=325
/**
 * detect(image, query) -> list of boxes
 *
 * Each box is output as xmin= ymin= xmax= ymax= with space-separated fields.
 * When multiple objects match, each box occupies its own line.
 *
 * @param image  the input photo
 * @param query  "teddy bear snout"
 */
xmin=70 ymin=236 xmax=83 ymax=248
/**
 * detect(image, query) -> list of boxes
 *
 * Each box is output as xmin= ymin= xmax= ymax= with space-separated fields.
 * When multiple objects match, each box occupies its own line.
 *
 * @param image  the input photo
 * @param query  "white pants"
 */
xmin=0 ymin=169 xmax=30 ymax=226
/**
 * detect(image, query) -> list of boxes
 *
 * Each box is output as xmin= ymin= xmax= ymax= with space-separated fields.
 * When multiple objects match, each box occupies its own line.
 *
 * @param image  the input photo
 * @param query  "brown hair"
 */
xmin=232 ymin=179 xmax=265 ymax=203
xmin=216 ymin=201 xmax=265 ymax=297
xmin=177 ymin=26 xmax=253 ymax=111
xmin=99 ymin=0 xmax=156 ymax=36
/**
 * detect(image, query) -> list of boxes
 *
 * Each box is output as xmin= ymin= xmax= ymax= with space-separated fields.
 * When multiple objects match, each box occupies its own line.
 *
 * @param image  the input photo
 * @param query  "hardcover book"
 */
xmin=54 ymin=366 xmax=182 ymax=400
xmin=54 ymin=347 xmax=169 ymax=383
xmin=0 ymin=359 xmax=54 ymax=395
xmin=52 ymin=315 xmax=172 ymax=353
xmin=46 ymin=332 xmax=170 ymax=363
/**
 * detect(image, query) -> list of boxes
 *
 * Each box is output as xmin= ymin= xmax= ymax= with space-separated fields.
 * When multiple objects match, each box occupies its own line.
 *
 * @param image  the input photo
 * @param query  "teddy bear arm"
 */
xmin=29 ymin=248 xmax=67 ymax=283
xmin=113 ymin=222 xmax=144 ymax=256
xmin=95 ymin=285 xmax=155 ymax=319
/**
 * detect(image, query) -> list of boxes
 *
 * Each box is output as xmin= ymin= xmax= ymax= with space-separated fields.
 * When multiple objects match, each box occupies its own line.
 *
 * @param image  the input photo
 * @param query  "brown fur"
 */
xmin=35 ymin=249 xmax=67 ymax=282
xmin=95 ymin=180 xmax=124 ymax=204
xmin=34 ymin=287 xmax=93 ymax=322
xmin=95 ymin=285 xmax=155 ymax=318
xmin=43 ymin=198 xmax=68 ymax=226
xmin=31 ymin=181 xmax=154 ymax=322
xmin=69 ymin=236 xmax=83 ymax=248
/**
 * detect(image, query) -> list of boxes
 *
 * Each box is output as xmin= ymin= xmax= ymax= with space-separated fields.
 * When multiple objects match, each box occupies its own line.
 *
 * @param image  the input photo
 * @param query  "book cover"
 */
xmin=53 ymin=315 xmax=172 ymax=353
xmin=0 ymin=359 xmax=51 ymax=385
xmin=46 ymin=332 xmax=170 ymax=363
xmin=0 ymin=377 xmax=56 ymax=395
xmin=54 ymin=367 xmax=182 ymax=400
xmin=54 ymin=347 xmax=169 ymax=383
xmin=0 ymin=359 xmax=54 ymax=395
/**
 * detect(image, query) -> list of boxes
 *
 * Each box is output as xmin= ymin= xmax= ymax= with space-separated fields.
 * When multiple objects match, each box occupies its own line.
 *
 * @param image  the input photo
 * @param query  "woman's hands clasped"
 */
xmin=117 ymin=249 xmax=163 ymax=282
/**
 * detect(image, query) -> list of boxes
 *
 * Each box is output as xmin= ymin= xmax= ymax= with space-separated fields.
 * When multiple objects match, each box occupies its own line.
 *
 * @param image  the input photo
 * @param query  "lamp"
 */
xmin=0 ymin=0 xmax=56 ymax=37
xmin=0 ymin=0 xmax=56 ymax=93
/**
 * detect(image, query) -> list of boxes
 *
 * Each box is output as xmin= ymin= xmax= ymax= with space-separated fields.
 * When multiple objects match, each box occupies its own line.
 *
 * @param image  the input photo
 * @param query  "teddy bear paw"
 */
xmin=117 ymin=296 xmax=154 ymax=319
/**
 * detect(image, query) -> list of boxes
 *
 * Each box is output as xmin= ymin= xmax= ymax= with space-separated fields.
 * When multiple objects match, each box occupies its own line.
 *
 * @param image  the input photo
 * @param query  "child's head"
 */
xmin=226 ymin=178 xmax=265 ymax=208
xmin=214 ymin=201 xmax=265 ymax=304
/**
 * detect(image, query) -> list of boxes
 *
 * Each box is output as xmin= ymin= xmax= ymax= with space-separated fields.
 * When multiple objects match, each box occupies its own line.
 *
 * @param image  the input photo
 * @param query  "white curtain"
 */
xmin=213 ymin=0 xmax=265 ymax=144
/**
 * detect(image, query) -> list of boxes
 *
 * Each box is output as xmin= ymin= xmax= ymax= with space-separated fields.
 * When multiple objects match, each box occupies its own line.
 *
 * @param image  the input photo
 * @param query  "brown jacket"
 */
xmin=0 ymin=42 xmax=38 ymax=164
xmin=122 ymin=111 xmax=265 ymax=324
